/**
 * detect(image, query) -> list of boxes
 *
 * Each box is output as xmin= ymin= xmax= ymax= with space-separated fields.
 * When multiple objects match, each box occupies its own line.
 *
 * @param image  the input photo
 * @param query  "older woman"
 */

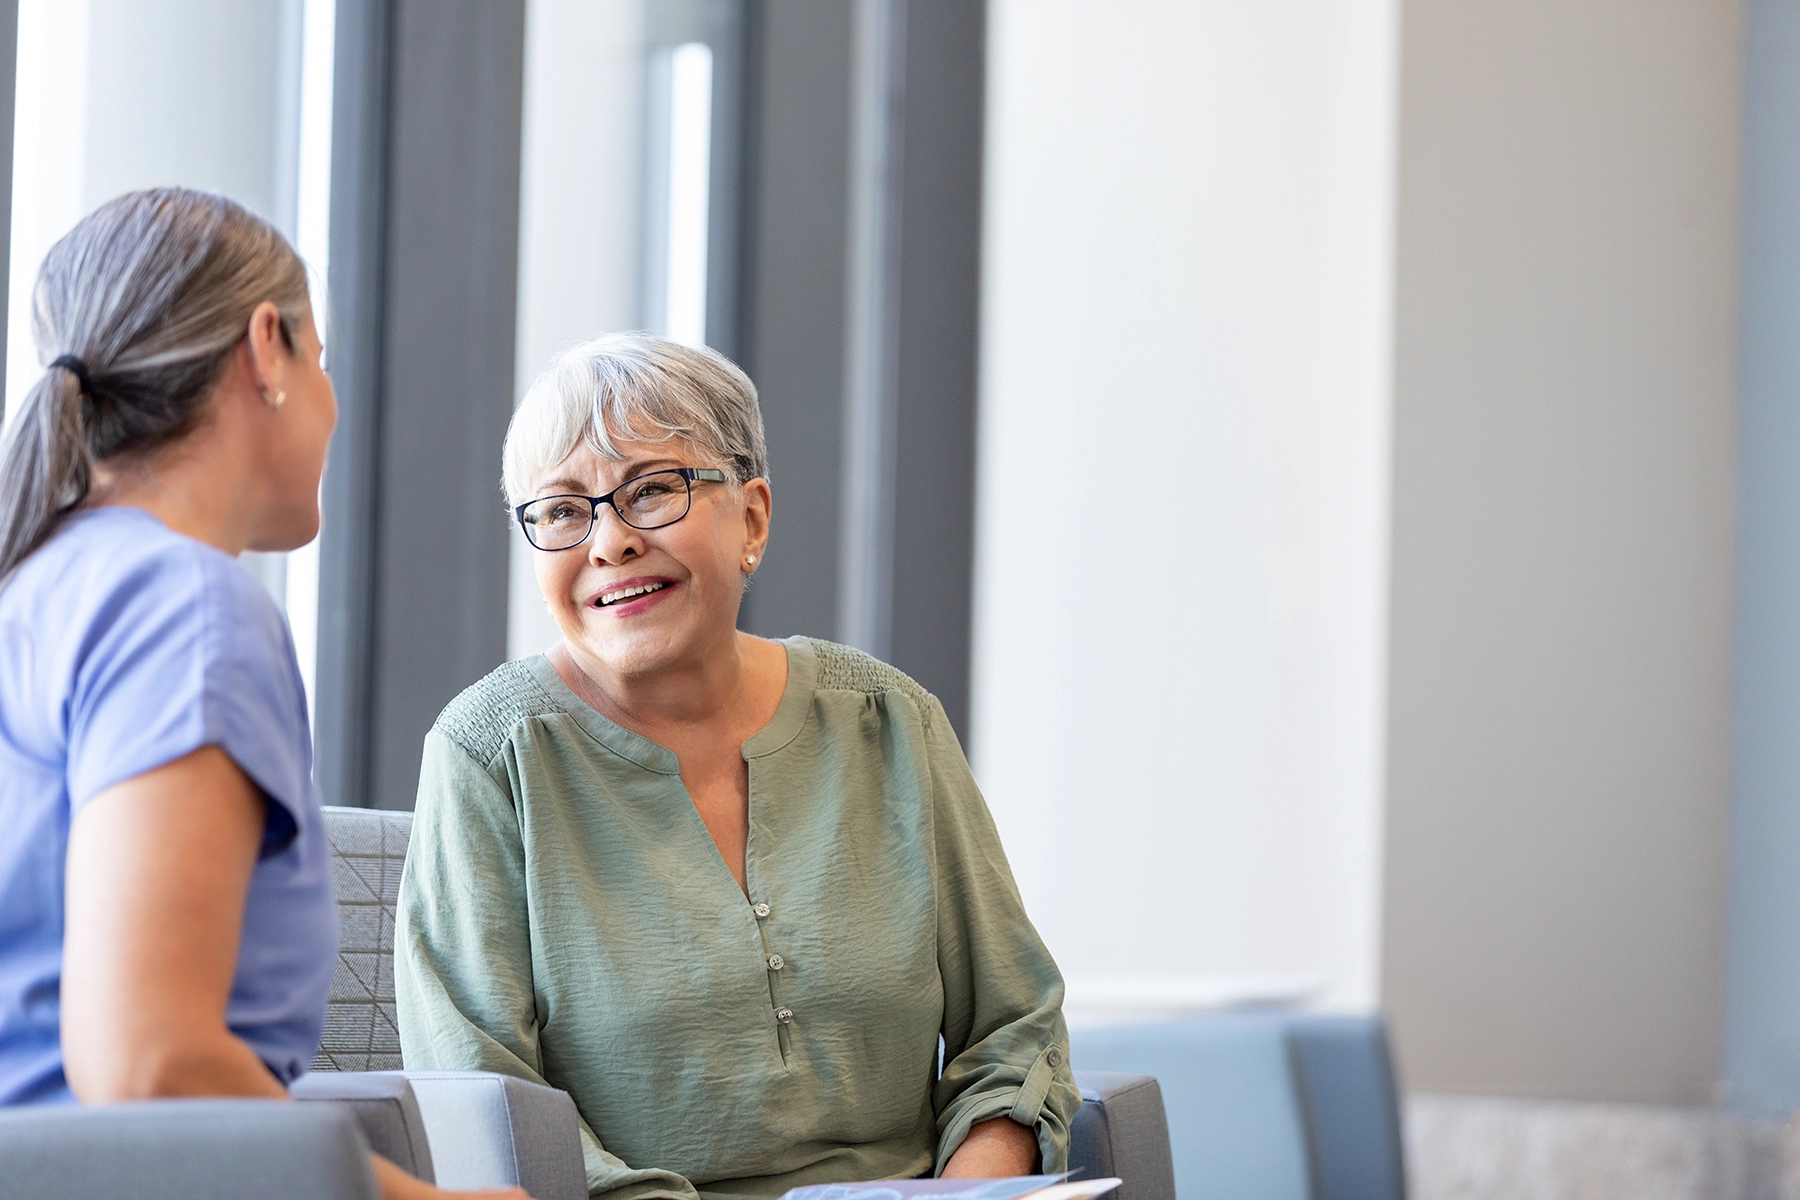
xmin=396 ymin=334 xmax=1080 ymax=1200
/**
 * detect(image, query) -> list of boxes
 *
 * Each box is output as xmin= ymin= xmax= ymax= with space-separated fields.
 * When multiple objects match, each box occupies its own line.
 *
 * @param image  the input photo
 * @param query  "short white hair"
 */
xmin=502 ymin=332 xmax=769 ymax=505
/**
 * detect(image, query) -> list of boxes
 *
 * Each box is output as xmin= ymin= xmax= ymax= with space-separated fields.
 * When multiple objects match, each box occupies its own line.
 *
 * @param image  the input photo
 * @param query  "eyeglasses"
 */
xmin=515 ymin=468 xmax=728 ymax=551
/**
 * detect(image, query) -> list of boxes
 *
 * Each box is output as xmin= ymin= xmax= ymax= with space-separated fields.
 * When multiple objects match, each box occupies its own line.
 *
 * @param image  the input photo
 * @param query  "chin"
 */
xmin=575 ymin=615 xmax=705 ymax=679
xmin=247 ymin=508 xmax=322 ymax=555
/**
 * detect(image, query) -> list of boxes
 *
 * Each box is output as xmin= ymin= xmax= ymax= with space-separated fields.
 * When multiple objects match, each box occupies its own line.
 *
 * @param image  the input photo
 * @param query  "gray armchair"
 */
xmin=315 ymin=806 xmax=1176 ymax=1200
xmin=0 ymin=1098 xmax=380 ymax=1200
xmin=293 ymin=1067 xmax=588 ymax=1199
xmin=1071 ymin=1072 xmax=1178 ymax=1200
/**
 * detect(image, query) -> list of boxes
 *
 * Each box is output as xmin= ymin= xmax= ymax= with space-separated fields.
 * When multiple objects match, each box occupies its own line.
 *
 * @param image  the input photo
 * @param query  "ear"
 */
xmin=741 ymin=477 xmax=772 ymax=565
xmin=243 ymin=301 xmax=290 ymax=403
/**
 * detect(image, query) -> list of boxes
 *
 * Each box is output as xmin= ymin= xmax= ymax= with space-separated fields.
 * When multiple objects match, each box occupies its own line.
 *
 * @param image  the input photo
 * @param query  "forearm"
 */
xmin=66 ymin=1027 xmax=286 ymax=1104
xmin=942 ymin=1116 xmax=1038 ymax=1178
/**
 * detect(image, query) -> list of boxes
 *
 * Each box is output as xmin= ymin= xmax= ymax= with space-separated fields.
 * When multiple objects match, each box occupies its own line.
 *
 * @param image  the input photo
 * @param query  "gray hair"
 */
xmin=0 ymin=187 xmax=310 ymax=580
xmin=502 ymin=332 xmax=768 ymax=505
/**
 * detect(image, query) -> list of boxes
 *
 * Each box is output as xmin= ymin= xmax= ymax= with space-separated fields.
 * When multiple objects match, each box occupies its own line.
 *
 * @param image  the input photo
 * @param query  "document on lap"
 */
xmin=778 ymin=1176 xmax=1122 ymax=1200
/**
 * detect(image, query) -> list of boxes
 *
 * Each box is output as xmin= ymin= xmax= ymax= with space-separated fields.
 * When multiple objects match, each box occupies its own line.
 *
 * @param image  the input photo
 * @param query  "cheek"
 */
xmin=290 ymin=383 xmax=334 ymax=463
xmin=534 ymin=548 xmax=582 ymax=602
xmin=672 ymin=528 xmax=741 ymax=595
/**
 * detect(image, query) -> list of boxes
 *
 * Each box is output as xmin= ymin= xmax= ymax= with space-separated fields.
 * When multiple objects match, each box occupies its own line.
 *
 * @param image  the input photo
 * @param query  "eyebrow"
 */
xmin=534 ymin=458 xmax=684 ymax=498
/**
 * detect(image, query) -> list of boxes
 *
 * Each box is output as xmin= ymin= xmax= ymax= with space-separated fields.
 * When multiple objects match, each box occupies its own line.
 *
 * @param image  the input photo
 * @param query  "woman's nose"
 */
xmin=588 ymin=505 xmax=644 ymax=564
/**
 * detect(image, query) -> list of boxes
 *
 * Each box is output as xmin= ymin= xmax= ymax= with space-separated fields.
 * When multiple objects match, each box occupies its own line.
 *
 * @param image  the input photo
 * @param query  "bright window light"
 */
xmin=663 ymin=42 xmax=712 ymax=347
xmin=4 ymin=0 xmax=90 ymax=431
xmin=286 ymin=0 xmax=336 ymax=721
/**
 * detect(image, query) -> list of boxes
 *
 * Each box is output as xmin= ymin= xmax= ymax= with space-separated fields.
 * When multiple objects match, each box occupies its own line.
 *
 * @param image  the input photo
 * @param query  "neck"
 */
xmin=87 ymin=424 xmax=256 ymax=555
xmin=557 ymin=624 xmax=752 ymax=735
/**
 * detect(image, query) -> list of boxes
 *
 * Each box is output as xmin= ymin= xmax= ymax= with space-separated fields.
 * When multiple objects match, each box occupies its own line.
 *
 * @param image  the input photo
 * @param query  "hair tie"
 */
xmin=49 ymin=355 xmax=92 ymax=396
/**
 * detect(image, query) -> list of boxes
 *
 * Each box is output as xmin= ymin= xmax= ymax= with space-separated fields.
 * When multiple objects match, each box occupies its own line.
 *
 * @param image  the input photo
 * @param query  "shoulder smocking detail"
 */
xmin=805 ymin=637 xmax=933 ymax=721
xmin=432 ymin=659 xmax=564 ymax=767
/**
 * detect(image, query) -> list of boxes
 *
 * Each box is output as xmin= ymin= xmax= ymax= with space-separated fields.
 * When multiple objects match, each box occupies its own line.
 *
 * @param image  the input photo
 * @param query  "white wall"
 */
xmin=7 ymin=0 xmax=301 ymax=421
xmin=974 ymin=0 xmax=1399 ymax=1017
xmin=5 ymin=0 xmax=314 ymax=624
xmin=506 ymin=0 xmax=647 ymax=662
xmin=1380 ymin=0 xmax=1741 ymax=1104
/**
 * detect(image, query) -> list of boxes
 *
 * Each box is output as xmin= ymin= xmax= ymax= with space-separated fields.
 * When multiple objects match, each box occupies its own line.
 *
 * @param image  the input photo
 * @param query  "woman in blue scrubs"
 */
xmin=0 ymin=188 xmax=523 ymax=1200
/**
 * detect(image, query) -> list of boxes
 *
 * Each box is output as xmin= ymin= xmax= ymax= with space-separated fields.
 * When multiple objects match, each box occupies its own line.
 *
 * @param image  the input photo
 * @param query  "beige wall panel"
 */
xmin=1382 ymin=0 xmax=1741 ymax=1102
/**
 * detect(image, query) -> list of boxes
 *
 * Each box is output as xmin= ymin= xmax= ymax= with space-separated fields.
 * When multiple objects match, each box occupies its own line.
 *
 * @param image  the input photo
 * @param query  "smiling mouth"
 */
xmin=597 ymin=582 xmax=669 ymax=607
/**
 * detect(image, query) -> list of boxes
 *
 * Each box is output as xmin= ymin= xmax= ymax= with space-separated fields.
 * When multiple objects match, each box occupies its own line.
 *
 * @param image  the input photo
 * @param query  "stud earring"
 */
xmin=265 ymin=389 xmax=287 ymax=409
xmin=746 ymin=555 xmax=757 ymax=566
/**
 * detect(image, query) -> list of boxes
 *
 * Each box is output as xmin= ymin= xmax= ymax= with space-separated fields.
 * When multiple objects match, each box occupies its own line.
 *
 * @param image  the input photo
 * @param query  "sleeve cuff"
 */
xmin=935 ymin=1044 xmax=1064 ymax=1175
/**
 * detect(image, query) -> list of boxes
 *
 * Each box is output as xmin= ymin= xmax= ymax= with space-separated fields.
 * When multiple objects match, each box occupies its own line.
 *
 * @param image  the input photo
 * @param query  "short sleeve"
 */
xmin=63 ymin=543 xmax=313 ymax=854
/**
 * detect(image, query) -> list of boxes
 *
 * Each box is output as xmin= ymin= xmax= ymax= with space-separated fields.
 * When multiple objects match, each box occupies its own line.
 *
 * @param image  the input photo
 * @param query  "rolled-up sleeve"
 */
xmin=924 ymin=698 xmax=1082 ymax=1174
xmin=397 ymin=730 xmax=700 ymax=1200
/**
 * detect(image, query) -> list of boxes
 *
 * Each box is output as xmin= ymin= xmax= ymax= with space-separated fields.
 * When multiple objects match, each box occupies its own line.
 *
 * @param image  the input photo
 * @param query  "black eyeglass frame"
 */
xmin=514 ymin=467 xmax=730 ymax=551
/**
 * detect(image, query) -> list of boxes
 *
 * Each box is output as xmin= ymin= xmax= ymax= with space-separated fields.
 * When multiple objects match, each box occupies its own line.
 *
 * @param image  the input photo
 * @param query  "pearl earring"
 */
xmin=746 ymin=555 xmax=757 ymax=567
xmin=265 ymin=389 xmax=287 ymax=409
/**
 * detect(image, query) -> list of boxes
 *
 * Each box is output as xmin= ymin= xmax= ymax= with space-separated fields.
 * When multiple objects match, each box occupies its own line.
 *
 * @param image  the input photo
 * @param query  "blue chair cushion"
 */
xmin=1072 ymin=1014 xmax=1314 ymax=1200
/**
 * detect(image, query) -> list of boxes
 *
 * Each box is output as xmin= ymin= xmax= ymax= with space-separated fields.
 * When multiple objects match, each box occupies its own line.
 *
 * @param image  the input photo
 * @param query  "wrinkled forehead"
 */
xmin=530 ymin=428 xmax=703 ymax=497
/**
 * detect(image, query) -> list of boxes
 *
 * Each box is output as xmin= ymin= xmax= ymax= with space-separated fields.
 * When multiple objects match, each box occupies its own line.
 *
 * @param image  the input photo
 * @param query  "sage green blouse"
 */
xmin=395 ymin=637 xmax=1081 ymax=1200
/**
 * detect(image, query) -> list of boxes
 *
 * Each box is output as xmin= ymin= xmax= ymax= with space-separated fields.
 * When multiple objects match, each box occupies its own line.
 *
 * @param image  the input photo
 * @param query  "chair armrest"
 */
xmin=399 ymin=1069 xmax=589 ymax=1200
xmin=0 ymin=1098 xmax=379 ymax=1200
xmin=292 ymin=1069 xmax=436 ymax=1180
xmin=1071 ymin=1071 xmax=1177 ymax=1200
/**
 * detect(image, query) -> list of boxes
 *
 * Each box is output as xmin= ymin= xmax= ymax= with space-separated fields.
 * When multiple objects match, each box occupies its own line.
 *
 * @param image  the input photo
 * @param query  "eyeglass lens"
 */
xmin=519 ymin=470 xmax=694 ymax=549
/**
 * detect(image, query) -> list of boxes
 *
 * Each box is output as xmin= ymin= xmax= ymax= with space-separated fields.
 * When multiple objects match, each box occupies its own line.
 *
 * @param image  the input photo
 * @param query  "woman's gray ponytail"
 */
xmin=0 ymin=187 xmax=310 ymax=582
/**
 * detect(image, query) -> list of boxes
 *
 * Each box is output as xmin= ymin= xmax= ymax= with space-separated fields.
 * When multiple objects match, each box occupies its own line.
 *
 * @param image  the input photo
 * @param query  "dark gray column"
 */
xmin=737 ymin=0 xmax=985 ymax=739
xmin=883 ymin=0 xmax=985 ymax=739
xmin=736 ymin=0 xmax=856 ymax=648
xmin=315 ymin=0 xmax=526 ymax=810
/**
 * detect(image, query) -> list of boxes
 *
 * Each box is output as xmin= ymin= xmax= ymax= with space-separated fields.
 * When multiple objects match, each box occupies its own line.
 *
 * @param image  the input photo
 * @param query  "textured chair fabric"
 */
xmin=1287 ymin=1016 xmax=1407 ymax=1200
xmin=1071 ymin=1071 xmax=1178 ymax=1200
xmin=0 ymin=1098 xmax=380 ymax=1200
xmin=292 ymin=1068 xmax=436 ymax=1181
xmin=405 ymin=1069 xmax=589 ymax=1200
xmin=316 ymin=806 xmax=413 ymax=1071
xmin=1072 ymin=1014 xmax=1316 ymax=1200
xmin=316 ymin=807 xmax=590 ymax=1193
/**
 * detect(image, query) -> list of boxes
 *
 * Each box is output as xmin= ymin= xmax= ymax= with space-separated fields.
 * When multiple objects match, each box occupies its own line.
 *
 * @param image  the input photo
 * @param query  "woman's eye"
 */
xmin=548 ymin=503 xmax=582 ymax=522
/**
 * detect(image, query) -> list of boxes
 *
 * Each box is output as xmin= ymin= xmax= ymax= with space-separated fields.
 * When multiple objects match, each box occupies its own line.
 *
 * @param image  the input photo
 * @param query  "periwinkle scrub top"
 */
xmin=0 ymin=506 xmax=337 ymax=1106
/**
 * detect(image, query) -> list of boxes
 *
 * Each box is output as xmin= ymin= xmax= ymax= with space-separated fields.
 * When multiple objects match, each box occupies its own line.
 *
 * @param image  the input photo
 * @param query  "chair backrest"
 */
xmin=1071 ymin=1013 xmax=1408 ymax=1200
xmin=0 ymin=1098 xmax=380 ymax=1200
xmin=1073 ymin=1014 xmax=1315 ymax=1200
xmin=1286 ymin=1015 xmax=1407 ymax=1200
xmin=315 ymin=806 xmax=415 ymax=1072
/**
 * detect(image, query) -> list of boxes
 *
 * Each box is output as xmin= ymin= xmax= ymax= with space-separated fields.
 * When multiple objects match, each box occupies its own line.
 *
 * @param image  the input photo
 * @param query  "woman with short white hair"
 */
xmin=397 ymin=332 xmax=1080 ymax=1200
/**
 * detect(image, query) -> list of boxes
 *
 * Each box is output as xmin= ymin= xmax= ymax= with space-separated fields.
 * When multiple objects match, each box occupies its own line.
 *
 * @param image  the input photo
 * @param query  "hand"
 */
xmin=941 ymin=1116 xmax=1038 ymax=1178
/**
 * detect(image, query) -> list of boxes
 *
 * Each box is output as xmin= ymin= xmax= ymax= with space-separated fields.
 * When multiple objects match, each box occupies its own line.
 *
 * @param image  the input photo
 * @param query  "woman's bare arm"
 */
xmin=942 ymin=1117 xmax=1039 ymax=1178
xmin=61 ymin=745 xmax=532 ymax=1200
xmin=62 ymin=745 xmax=284 ymax=1101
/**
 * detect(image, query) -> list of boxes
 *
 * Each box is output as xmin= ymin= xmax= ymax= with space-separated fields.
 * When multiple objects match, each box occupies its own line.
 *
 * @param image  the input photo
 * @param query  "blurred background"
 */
xmin=0 ymin=0 xmax=1793 ymax=1196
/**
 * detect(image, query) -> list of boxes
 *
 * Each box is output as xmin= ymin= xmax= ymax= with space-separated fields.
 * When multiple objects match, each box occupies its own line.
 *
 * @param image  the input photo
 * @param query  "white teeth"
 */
xmin=599 ymin=582 xmax=667 ymax=606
